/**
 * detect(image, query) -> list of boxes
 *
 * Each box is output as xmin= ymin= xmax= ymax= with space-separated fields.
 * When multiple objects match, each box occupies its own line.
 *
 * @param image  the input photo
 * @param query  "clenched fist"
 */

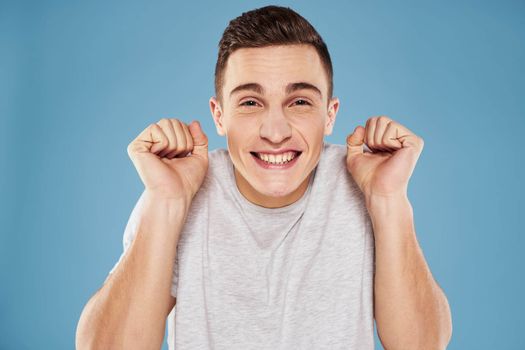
xmin=346 ymin=116 xmax=424 ymax=200
xmin=127 ymin=118 xmax=209 ymax=202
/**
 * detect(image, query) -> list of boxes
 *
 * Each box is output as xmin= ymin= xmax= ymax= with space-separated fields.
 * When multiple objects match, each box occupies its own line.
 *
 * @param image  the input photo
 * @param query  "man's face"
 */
xmin=209 ymin=44 xmax=339 ymax=208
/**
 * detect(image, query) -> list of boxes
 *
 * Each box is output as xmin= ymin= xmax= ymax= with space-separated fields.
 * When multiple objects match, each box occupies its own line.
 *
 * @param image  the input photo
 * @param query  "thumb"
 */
xmin=189 ymin=120 xmax=208 ymax=159
xmin=346 ymin=125 xmax=365 ymax=159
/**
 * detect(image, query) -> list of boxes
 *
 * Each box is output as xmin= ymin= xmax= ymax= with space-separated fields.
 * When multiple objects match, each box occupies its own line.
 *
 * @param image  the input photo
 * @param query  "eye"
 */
xmin=292 ymin=99 xmax=311 ymax=106
xmin=239 ymin=100 xmax=259 ymax=107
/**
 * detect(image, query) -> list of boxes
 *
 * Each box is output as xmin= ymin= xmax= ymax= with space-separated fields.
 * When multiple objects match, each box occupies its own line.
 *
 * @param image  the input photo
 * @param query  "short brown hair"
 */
xmin=214 ymin=5 xmax=333 ymax=104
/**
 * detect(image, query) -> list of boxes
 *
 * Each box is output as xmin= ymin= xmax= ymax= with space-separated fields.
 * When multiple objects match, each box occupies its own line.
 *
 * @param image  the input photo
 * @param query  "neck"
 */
xmin=233 ymin=168 xmax=311 ymax=209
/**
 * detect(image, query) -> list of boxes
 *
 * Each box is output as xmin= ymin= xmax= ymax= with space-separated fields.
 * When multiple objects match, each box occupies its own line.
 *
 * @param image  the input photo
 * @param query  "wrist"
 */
xmin=365 ymin=192 xmax=413 ymax=219
xmin=144 ymin=189 xmax=193 ymax=208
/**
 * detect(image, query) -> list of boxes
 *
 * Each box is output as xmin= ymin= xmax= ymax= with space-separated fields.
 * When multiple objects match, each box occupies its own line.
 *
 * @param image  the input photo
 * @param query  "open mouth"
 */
xmin=249 ymin=151 xmax=302 ymax=169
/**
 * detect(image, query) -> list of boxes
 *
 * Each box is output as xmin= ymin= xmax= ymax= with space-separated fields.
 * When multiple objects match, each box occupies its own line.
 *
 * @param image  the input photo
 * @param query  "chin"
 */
xmin=254 ymin=181 xmax=297 ymax=198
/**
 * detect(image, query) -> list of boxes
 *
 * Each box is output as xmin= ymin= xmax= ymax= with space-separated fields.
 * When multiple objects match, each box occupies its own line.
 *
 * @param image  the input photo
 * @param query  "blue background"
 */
xmin=1 ymin=0 xmax=524 ymax=349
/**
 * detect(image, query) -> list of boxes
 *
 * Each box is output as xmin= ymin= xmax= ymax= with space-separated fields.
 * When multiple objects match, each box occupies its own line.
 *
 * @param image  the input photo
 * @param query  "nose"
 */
xmin=259 ymin=108 xmax=292 ymax=144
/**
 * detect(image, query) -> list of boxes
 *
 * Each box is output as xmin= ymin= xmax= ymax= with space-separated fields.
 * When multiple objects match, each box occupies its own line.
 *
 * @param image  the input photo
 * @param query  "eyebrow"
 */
xmin=229 ymin=82 xmax=322 ymax=99
xmin=229 ymin=83 xmax=263 ymax=97
xmin=286 ymin=82 xmax=322 ymax=98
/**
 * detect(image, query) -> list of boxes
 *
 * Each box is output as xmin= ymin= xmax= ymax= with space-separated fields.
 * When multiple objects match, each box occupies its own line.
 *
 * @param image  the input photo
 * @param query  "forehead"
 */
xmin=223 ymin=44 xmax=328 ymax=97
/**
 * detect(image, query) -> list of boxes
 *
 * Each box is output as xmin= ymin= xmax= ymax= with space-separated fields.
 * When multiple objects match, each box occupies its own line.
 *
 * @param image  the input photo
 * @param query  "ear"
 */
xmin=209 ymin=96 xmax=226 ymax=136
xmin=324 ymin=97 xmax=339 ymax=136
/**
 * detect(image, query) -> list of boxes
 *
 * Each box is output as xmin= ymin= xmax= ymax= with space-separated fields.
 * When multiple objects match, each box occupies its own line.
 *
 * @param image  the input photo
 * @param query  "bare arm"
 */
xmin=76 ymin=192 xmax=190 ymax=350
xmin=368 ymin=194 xmax=453 ymax=350
xmin=76 ymin=118 xmax=207 ymax=349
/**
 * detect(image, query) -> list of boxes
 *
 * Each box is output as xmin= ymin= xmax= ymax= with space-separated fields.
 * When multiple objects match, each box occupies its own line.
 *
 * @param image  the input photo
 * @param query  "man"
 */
xmin=76 ymin=5 xmax=452 ymax=350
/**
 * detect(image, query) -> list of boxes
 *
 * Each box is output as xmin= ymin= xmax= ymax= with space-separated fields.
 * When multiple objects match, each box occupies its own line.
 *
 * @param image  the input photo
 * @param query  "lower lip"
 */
xmin=251 ymin=152 xmax=301 ymax=170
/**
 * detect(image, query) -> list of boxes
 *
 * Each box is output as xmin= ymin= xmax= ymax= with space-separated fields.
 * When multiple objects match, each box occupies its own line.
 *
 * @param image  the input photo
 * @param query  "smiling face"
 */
xmin=209 ymin=44 xmax=340 ymax=208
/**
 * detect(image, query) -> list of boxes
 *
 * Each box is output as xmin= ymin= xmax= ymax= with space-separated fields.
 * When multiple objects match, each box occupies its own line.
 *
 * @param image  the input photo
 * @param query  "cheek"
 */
xmin=226 ymin=124 xmax=254 ymax=155
xmin=226 ymin=116 xmax=261 ymax=142
xmin=290 ymin=116 xmax=326 ymax=141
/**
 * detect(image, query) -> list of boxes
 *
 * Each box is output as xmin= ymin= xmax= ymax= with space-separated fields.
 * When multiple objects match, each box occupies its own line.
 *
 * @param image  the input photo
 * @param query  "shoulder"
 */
xmin=207 ymin=148 xmax=231 ymax=179
xmin=208 ymin=148 xmax=230 ymax=165
xmin=317 ymin=142 xmax=348 ymax=174
xmin=322 ymin=142 xmax=348 ymax=159
xmin=193 ymin=148 xmax=231 ymax=196
xmin=314 ymin=142 xmax=363 ymax=198
xmin=182 ymin=148 xmax=232 ymax=237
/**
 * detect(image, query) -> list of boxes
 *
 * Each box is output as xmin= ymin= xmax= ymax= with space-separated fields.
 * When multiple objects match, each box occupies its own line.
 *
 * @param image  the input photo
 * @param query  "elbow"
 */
xmin=438 ymin=297 xmax=453 ymax=349
xmin=76 ymin=331 xmax=94 ymax=350
xmin=428 ymin=288 xmax=453 ymax=350
xmin=421 ymin=298 xmax=454 ymax=350
xmin=417 ymin=286 xmax=453 ymax=350
xmin=76 ymin=297 xmax=104 ymax=350
xmin=76 ymin=312 xmax=110 ymax=350
xmin=76 ymin=308 xmax=97 ymax=350
xmin=425 ymin=322 xmax=453 ymax=350
xmin=379 ymin=304 xmax=453 ymax=350
xmin=76 ymin=317 xmax=94 ymax=350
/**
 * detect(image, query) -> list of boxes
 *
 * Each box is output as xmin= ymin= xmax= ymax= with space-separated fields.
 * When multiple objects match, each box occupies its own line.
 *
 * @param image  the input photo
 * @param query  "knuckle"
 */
xmin=127 ymin=143 xmax=139 ymax=157
xmin=174 ymin=119 xmax=185 ymax=131
xmin=150 ymin=123 xmax=161 ymax=131
xmin=171 ymin=119 xmax=181 ymax=130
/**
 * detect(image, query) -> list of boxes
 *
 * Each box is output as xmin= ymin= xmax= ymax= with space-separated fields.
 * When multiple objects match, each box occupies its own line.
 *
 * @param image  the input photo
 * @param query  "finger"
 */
xmin=173 ymin=119 xmax=190 ymax=157
xmin=382 ymin=121 xmax=403 ymax=150
xmin=388 ymin=122 xmax=422 ymax=149
xmin=165 ymin=119 xmax=189 ymax=159
xmin=163 ymin=121 xmax=178 ymax=159
xmin=156 ymin=118 xmax=177 ymax=158
xmin=363 ymin=118 xmax=371 ymax=146
xmin=188 ymin=120 xmax=208 ymax=159
xmin=133 ymin=123 xmax=167 ymax=155
xmin=181 ymin=121 xmax=194 ymax=154
xmin=164 ymin=120 xmax=189 ymax=159
xmin=365 ymin=117 xmax=379 ymax=151
xmin=128 ymin=123 xmax=165 ymax=157
xmin=346 ymin=125 xmax=365 ymax=157
xmin=374 ymin=116 xmax=392 ymax=152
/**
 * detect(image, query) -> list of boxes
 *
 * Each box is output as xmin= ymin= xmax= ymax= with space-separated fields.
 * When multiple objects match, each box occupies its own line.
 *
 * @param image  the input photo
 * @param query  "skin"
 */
xmin=209 ymin=44 xmax=339 ymax=208
xmin=347 ymin=119 xmax=453 ymax=349
xmin=76 ymin=120 xmax=208 ymax=349
xmin=209 ymin=44 xmax=452 ymax=348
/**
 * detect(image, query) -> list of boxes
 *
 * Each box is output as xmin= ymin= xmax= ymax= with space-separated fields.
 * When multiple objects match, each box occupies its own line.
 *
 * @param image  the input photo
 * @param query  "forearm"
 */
xmin=367 ymin=195 xmax=452 ymax=350
xmin=76 ymin=192 xmax=190 ymax=350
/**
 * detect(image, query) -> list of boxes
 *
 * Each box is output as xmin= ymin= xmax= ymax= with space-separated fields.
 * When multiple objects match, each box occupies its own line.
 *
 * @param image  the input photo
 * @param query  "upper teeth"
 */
xmin=256 ymin=151 xmax=297 ymax=164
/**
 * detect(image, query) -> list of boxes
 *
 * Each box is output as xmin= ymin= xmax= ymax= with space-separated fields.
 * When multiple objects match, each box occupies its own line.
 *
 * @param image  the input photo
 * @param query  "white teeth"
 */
xmin=256 ymin=151 xmax=298 ymax=165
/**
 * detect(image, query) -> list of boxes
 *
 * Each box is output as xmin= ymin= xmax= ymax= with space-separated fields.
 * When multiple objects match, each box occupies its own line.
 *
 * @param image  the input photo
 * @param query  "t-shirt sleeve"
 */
xmin=105 ymin=190 xmax=179 ymax=297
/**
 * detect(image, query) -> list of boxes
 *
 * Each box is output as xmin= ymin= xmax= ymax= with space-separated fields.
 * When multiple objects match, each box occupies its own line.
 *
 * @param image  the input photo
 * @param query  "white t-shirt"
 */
xmin=108 ymin=142 xmax=376 ymax=349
